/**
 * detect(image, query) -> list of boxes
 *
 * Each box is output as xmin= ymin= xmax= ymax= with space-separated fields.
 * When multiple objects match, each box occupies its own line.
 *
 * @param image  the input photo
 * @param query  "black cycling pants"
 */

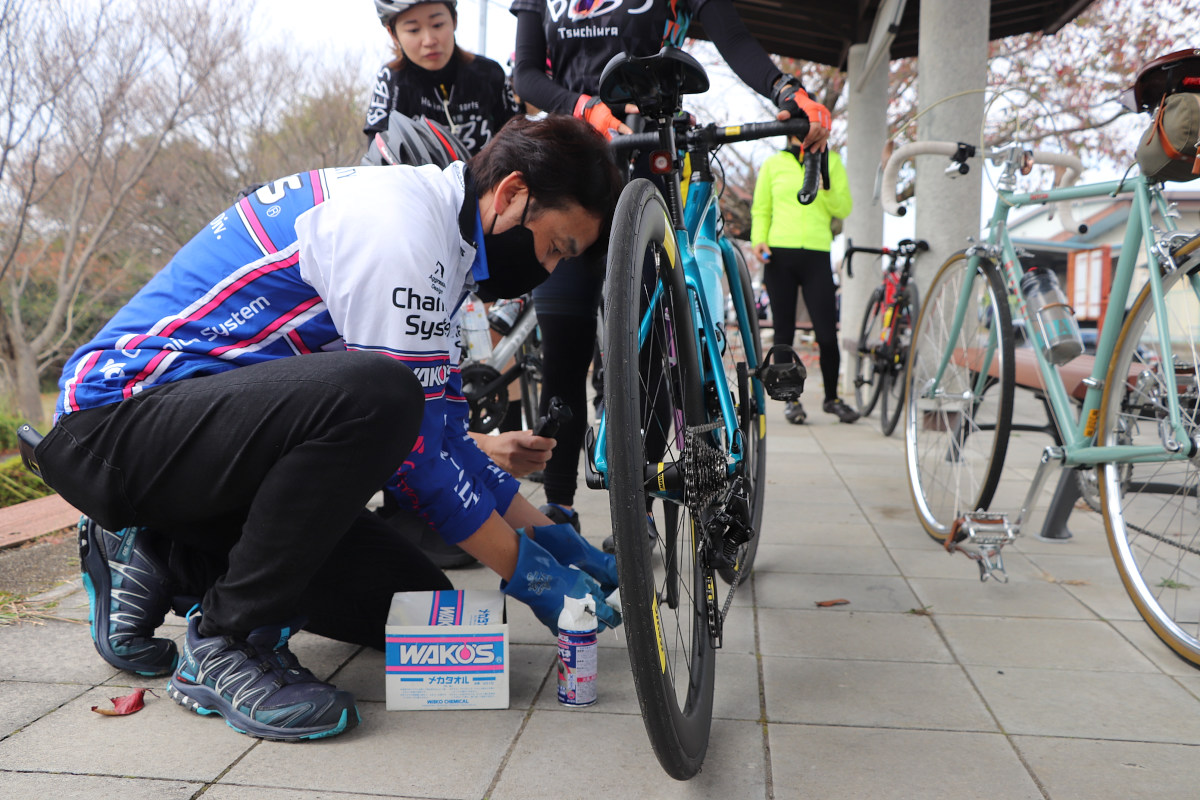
xmin=36 ymin=351 xmax=450 ymax=644
xmin=531 ymin=252 xmax=604 ymax=507
xmin=763 ymin=247 xmax=841 ymax=401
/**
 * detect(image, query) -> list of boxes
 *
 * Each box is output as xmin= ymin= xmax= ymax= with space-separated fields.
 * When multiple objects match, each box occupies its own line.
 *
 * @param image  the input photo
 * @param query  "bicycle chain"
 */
xmin=682 ymin=421 xmax=745 ymax=639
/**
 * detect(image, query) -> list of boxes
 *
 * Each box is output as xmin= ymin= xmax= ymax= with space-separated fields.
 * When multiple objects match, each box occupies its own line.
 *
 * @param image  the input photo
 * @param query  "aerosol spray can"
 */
xmin=556 ymin=594 xmax=598 ymax=707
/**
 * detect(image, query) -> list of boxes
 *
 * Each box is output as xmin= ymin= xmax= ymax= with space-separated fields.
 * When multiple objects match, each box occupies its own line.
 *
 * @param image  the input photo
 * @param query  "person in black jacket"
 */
xmin=366 ymin=0 xmax=516 ymax=156
xmin=508 ymin=0 xmax=830 ymax=543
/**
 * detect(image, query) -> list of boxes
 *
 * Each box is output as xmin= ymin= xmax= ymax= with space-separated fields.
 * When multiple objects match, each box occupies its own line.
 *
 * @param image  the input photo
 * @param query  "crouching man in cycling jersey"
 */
xmin=32 ymin=114 xmax=623 ymax=742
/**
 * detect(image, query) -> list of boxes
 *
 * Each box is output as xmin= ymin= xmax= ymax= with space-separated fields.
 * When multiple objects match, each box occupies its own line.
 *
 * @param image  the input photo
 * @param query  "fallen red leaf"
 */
xmin=91 ymin=688 xmax=156 ymax=716
xmin=815 ymin=598 xmax=850 ymax=607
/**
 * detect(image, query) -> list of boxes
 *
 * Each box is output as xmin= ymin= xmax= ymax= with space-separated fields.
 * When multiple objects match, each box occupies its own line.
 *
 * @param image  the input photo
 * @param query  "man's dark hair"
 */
xmin=469 ymin=114 xmax=623 ymax=231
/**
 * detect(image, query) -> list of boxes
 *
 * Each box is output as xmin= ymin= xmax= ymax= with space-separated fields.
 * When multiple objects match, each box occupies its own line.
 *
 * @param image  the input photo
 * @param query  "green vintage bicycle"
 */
xmin=583 ymin=47 xmax=819 ymax=779
xmin=882 ymin=131 xmax=1200 ymax=665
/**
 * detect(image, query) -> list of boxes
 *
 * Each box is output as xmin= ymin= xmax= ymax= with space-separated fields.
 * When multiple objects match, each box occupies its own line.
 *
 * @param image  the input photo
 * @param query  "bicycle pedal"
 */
xmin=757 ymin=344 xmax=806 ymax=401
xmin=947 ymin=512 xmax=1015 ymax=583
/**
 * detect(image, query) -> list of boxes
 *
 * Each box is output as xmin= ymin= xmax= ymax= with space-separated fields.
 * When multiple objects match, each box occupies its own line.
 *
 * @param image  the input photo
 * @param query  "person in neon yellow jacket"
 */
xmin=751 ymin=140 xmax=854 ymax=424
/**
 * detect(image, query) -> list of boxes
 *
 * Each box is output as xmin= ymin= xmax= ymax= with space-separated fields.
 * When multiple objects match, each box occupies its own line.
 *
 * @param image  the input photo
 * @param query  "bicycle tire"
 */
xmin=1097 ymin=256 xmax=1200 ymax=666
xmin=603 ymin=179 xmax=716 ymax=779
xmin=718 ymin=243 xmax=767 ymax=584
xmin=880 ymin=284 xmax=919 ymax=437
xmin=853 ymin=287 xmax=885 ymax=417
xmin=904 ymin=252 xmax=1014 ymax=542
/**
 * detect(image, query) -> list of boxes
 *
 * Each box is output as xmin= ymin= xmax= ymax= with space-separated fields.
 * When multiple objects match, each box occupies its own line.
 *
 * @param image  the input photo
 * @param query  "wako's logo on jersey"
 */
xmin=397 ymin=642 xmax=499 ymax=666
xmin=411 ymin=363 xmax=450 ymax=388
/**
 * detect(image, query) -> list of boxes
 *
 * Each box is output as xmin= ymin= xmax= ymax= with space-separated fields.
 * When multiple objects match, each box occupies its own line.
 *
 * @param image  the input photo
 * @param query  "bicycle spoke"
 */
xmin=1101 ymin=258 xmax=1200 ymax=663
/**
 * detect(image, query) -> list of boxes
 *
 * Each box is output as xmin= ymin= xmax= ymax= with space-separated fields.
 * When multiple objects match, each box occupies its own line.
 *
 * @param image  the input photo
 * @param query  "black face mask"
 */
xmin=476 ymin=201 xmax=549 ymax=301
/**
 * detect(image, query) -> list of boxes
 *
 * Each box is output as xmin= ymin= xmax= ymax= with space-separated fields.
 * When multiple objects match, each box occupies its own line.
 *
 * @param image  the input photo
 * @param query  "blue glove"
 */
xmin=501 ymin=534 xmax=621 ymax=634
xmin=524 ymin=523 xmax=619 ymax=596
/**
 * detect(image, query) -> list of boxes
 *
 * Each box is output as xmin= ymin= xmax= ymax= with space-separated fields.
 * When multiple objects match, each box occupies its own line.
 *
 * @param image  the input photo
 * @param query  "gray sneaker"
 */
xmin=823 ymin=398 xmax=861 ymax=423
xmin=79 ymin=518 xmax=178 ymax=676
xmin=168 ymin=609 xmax=359 ymax=741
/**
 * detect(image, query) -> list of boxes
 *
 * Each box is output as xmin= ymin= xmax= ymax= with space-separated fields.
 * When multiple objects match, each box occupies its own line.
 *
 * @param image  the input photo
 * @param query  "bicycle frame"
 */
xmin=591 ymin=164 xmax=758 ymax=487
xmin=924 ymin=164 xmax=1200 ymax=468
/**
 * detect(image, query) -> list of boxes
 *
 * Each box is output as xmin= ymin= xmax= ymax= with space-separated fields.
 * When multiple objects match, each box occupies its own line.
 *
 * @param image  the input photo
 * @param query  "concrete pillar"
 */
xmin=841 ymin=42 xmax=889 ymax=394
xmin=914 ymin=0 xmax=990 ymax=287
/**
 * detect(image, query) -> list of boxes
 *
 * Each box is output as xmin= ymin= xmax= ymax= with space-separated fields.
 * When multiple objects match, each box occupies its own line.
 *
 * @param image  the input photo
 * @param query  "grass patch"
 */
xmin=1157 ymin=578 xmax=1191 ymax=590
xmin=0 ymin=589 xmax=80 ymax=626
xmin=0 ymin=454 xmax=53 ymax=506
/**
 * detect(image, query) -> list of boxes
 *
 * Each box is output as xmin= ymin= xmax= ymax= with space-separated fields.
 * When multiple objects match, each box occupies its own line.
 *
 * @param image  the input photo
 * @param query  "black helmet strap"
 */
xmin=458 ymin=166 xmax=478 ymax=248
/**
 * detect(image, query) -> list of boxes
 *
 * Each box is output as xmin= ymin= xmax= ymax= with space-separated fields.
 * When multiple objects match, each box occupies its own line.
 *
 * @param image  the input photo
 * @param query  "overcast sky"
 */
xmin=254 ymin=0 xmax=520 ymax=76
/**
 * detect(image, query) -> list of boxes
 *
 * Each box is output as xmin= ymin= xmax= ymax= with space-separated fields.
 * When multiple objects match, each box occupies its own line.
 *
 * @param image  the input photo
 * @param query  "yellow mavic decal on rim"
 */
xmin=651 ymin=598 xmax=666 ymax=672
xmin=659 ymin=216 xmax=678 ymax=267
xmin=656 ymin=462 xmax=667 ymax=492
xmin=759 ymin=413 xmax=766 ymax=439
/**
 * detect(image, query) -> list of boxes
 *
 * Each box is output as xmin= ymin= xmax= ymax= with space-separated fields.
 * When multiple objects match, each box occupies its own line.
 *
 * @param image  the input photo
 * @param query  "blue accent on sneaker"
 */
xmin=78 ymin=516 xmax=178 ymax=676
xmin=167 ymin=609 xmax=359 ymax=741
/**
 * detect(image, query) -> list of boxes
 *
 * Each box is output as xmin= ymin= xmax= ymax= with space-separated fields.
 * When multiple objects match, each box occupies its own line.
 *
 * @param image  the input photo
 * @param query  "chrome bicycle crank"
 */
xmin=947 ymin=512 xmax=1016 ymax=583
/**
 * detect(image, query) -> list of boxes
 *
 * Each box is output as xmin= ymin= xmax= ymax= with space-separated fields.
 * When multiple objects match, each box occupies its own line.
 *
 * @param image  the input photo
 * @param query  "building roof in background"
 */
xmin=690 ymin=0 xmax=1099 ymax=69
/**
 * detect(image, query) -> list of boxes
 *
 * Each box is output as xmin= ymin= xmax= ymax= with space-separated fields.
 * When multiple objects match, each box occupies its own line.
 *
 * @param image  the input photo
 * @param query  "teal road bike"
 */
xmin=583 ymin=47 xmax=819 ymax=779
xmin=883 ymin=137 xmax=1200 ymax=666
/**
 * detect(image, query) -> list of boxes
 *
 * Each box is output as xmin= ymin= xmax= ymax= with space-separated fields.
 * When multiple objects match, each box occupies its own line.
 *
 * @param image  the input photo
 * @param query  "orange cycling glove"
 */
xmin=574 ymin=94 xmax=622 ymax=140
xmin=770 ymin=75 xmax=831 ymax=133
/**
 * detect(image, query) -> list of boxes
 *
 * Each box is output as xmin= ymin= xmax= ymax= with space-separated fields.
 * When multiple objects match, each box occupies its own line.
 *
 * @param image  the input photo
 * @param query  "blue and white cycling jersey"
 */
xmin=56 ymin=162 xmax=518 ymax=543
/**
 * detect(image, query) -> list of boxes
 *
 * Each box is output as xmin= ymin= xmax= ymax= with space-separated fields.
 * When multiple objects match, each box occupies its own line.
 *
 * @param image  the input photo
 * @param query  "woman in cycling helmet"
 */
xmin=366 ymin=0 xmax=516 ymax=156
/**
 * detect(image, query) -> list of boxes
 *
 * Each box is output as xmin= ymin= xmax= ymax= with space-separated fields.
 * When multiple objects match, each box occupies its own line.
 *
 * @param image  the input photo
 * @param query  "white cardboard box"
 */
xmin=384 ymin=589 xmax=509 ymax=711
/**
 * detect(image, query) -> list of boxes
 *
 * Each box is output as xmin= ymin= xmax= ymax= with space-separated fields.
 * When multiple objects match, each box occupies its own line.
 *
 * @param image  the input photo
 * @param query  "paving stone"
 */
xmin=1013 ymin=735 xmax=1200 ymax=800
xmin=769 ymin=725 xmax=1041 ymax=800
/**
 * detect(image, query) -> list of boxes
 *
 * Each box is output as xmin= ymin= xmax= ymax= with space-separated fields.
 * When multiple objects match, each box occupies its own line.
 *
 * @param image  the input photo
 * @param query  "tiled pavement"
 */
xmin=2 ymin=388 xmax=1199 ymax=799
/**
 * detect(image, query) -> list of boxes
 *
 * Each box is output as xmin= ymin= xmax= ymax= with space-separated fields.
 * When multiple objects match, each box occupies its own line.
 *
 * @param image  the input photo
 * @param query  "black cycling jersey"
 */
xmin=364 ymin=53 xmax=517 ymax=156
xmin=510 ymin=0 xmax=782 ymax=115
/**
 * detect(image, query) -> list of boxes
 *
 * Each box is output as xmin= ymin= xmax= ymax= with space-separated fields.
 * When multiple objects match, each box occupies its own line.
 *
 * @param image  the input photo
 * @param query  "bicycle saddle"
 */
xmin=598 ymin=46 xmax=710 ymax=118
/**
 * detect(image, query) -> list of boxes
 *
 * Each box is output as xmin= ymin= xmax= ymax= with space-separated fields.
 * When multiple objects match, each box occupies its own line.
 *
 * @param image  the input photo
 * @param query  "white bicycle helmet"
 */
xmin=362 ymin=112 xmax=470 ymax=168
xmin=375 ymin=0 xmax=456 ymax=24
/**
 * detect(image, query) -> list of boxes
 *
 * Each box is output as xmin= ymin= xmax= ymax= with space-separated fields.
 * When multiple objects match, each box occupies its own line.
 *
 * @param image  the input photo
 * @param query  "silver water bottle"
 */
xmin=1020 ymin=266 xmax=1083 ymax=365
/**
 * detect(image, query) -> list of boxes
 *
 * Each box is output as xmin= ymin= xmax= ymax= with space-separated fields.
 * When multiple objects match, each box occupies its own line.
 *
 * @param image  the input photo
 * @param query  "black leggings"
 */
xmin=531 ymin=253 xmax=604 ymax=507
xmin=36 ymin=351 xmax=450 ymax=644
xmin=762 ymin=247 xmax=841 ymax=401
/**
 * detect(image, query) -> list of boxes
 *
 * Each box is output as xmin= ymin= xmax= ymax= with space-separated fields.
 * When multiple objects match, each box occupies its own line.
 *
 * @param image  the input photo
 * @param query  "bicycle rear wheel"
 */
xmin=719 ymin=243 xmax=767 ymax=583
xmin=603 ymin=179 xmax=715 ymax=779
xmin=904 ymin=252 xmax=1014 ymax=542
xmin=1097 ymin=256 xmax=1200 ymax=665
xmin=880 ymin=284 xmax=919 ymax=437
xmin=853 ymin=288 xmax=885 ymax=417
